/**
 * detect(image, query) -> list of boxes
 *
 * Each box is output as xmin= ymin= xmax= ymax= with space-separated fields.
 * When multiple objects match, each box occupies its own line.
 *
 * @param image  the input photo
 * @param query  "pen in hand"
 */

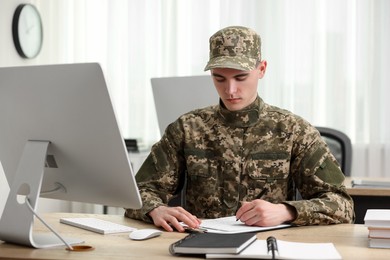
xmin=235 ymin=187 xmax=268 ymax=221
xmin=255 ymin=187 xmax=268 ymax=200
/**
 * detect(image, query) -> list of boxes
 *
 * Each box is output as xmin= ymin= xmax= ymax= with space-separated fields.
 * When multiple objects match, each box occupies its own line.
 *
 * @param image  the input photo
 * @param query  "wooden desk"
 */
xmin=0 ymin=213 xmax=388 ymax=260
xmin=345 ymin=177 xmax=390 ymax=224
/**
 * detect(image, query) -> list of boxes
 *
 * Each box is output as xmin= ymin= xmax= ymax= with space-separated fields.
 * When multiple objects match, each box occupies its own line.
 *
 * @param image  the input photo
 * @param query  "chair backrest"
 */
xmin=315 ymin=126 xmax=352 ymax=176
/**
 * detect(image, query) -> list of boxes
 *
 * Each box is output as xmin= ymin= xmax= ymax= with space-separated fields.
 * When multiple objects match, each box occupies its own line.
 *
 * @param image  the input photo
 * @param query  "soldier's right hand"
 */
xmin=148 ymin=205 xmax=202 ymax=232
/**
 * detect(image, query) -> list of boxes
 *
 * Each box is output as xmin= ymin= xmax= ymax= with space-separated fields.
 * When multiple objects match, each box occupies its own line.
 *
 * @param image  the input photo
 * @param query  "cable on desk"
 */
xmin=24 ymin=197 xmax=74 ymax=251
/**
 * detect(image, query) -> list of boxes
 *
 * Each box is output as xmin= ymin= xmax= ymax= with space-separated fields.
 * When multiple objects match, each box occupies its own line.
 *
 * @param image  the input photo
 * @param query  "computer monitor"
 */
xmin=151 ymin=75 xmax=219 ymax=135
xmin=0 ymin=63 xmax=142 ymax=248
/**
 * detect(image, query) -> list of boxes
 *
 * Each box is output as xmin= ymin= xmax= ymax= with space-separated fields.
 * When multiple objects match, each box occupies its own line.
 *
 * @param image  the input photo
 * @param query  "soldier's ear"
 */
xmin=258 ymin=60 xmax=267 ymax=79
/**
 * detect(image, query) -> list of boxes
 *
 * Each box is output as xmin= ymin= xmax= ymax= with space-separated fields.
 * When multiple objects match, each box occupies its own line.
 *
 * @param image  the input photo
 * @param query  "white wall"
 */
xmin=0 ymin=0 xmax=146 ymax=216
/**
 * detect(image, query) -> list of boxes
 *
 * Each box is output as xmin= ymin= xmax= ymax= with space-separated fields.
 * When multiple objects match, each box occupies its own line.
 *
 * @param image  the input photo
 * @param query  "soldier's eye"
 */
xmin=214 ymin=76 xmax=225 ymax=82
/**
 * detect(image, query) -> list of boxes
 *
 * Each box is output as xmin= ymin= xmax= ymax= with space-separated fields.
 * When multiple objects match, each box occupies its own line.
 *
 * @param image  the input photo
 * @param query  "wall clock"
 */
xmin=12 ymin=4 xmax=43 ymax=59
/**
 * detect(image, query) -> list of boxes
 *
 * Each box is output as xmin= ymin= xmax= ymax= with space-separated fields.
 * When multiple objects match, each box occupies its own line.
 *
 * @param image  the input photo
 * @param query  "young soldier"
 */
xmin=125 ymin=26 xmax=354 ymax=232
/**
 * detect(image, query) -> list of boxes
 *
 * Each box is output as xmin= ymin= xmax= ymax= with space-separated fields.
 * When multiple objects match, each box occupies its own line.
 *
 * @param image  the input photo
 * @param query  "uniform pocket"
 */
xmin=185 ymin=148 xmax=219 ymax=195
xmin=185 ymin=148 xmax=217 ymax=177
xmin=244 ymin=152 xmax=290 ymax=201
xmin=247 ymin=152 xmax=289 ymax=179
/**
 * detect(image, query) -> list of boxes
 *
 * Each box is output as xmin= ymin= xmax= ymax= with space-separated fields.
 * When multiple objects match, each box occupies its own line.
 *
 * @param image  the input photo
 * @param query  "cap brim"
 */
xmin=204 ymin=56 xmax=258 ymax=71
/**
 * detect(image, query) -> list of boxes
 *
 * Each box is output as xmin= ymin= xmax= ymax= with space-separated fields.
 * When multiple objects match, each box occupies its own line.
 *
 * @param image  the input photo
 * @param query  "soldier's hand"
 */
xmin=235 ymin=199 xmax=296 ymax=226
xmin=148 ymin=205 xmax=202 ymax=232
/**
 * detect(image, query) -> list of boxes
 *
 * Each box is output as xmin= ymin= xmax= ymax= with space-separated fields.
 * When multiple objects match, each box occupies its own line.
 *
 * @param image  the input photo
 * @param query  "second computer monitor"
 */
xmin=151 ymin=75 xmax=219 ymax=135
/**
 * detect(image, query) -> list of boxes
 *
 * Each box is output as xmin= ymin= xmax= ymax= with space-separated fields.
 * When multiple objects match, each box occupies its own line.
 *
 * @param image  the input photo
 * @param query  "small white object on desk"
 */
xmin=60 ymin=217 xmax=136 ymax=234
xmin=129 ymin=229 xmax=162 ymax=240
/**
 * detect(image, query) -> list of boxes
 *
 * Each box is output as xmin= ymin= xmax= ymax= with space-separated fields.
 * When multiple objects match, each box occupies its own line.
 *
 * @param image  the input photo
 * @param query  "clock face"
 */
xmin=12 ymin=4 xmax=43 ymax=59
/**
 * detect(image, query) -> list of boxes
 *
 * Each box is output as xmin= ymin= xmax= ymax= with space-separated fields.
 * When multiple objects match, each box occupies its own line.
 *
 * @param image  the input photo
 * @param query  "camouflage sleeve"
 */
xmin=283 ymin=125 xmax=355 ymax=225
xmin=124 ymin=122 xmax=185 ymax=222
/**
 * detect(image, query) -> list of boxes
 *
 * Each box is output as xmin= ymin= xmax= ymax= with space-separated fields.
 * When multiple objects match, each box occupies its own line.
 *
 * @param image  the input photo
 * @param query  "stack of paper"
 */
xmin=198 ymin=216 xmax=291 ymax=234
xmin=364 ymin=209 xmax=390 ymax=248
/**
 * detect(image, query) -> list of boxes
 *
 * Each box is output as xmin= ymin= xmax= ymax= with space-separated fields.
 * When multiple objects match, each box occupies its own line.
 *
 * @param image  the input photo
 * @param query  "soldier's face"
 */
xmin=211 ymin=61 xmax=267 ymax=111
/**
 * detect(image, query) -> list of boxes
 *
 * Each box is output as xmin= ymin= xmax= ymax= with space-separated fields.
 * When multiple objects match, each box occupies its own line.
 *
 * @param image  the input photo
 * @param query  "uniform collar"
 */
xmin=217 ymin=96 xmax=262 ymax=128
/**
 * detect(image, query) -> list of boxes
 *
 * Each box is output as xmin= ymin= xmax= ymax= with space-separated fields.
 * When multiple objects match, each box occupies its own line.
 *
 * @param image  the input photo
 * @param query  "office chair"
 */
xmin=315 ymin=126 xmax=352 ymax=177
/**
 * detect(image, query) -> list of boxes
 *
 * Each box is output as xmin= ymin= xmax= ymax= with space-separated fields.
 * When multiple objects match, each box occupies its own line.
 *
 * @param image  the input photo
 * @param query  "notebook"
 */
xmin=367 ymin=227 xmax=390 ymax=238
xmin=169 ymin=232 xmax=257 ymax=255
xmin=364 ymin=209 xmax=390 ymax=227
xmin=206 ymin=239 xmax=342 ymax=259
xmin=368 ymin=237 xmax=390 ymax=249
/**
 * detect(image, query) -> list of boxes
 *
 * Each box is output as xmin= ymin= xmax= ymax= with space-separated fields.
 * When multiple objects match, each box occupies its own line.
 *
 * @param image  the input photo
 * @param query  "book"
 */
xmin=368 ymin=227 xmax=390 ymax=239
xmin=368 ymin=237 xmax=390 ymax=249
xmin=351 ymin=179 xmax=390 ymax=188
xmin=364 ymin=209 xmax=390 ymax=227
xmin=206 ymin=239 xmax=342 ymax=259
xmin=186 ymin=216 xmax=291 ymax=234
xmin=169 ymin=232 xmax=257 ymax=255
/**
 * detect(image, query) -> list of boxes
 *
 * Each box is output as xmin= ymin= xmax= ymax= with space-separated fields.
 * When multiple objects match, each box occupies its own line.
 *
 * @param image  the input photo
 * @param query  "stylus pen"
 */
xmin=235 ymin=187 xmax=268 ymax=221
xmin=267 ymin=236 xmax=278 ymax=259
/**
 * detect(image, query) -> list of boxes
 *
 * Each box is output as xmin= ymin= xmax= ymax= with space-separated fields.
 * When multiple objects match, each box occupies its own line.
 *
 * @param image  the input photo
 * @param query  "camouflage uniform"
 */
xmin=125 ymin=97 xmax=354 ymax=225
xmin=125 ymin=26 xmax=354 ymax=225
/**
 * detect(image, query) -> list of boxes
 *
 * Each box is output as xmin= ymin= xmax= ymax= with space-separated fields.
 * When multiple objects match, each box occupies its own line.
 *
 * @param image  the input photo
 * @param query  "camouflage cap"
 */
xmin=204 ymin=26 xmax=261 ymax=71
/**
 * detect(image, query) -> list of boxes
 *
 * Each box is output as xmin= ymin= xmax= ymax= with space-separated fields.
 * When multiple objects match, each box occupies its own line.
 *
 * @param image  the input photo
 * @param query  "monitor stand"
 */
xmin=0 ymin=141 xmax=83 ymax=248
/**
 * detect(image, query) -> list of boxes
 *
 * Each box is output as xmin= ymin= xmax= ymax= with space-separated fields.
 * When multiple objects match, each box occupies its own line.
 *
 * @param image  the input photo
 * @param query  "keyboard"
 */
xmin=60 ymin=217 xmax=137 ymax=234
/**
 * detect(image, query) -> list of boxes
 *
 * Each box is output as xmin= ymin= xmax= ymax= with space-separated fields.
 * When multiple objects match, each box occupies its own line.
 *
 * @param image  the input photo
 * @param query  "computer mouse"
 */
xmin=129 ymin=229 xmax=163 ymax=240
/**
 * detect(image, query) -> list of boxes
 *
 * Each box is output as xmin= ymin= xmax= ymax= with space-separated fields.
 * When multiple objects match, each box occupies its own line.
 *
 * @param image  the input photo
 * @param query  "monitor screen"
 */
xmin=151 ymin=75 xmax=219 ymax=135
xmin=0 ymin=62 xmax=141 ymax=208
xmin=0 ymin=63 xmax=142 ymax=247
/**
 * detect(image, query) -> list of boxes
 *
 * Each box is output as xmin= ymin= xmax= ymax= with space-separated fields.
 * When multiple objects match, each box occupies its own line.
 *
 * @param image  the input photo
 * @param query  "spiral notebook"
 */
xmin=206 ymin=239 xmax=342 ymax=259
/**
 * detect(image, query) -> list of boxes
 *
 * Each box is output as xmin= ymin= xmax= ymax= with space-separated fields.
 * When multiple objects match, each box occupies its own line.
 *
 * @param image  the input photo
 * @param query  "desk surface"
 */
xmin=0 ymin=213 xmax=388 ymax=260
